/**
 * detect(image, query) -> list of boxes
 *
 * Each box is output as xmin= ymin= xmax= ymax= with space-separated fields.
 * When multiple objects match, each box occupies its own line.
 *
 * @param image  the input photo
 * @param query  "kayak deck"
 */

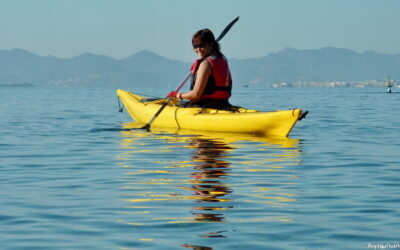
xmin=117 ymin=89 xmax=303 ymax=137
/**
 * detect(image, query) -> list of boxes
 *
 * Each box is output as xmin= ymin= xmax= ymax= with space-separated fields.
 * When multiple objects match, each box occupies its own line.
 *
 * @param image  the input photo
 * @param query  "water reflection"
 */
xmin=183 ymin=138 xmax=233 ymax=225
xmin=116 ymin=123 xmax=301 ymax=249
xmin=181 ymin=243 xmax=213 ymax=250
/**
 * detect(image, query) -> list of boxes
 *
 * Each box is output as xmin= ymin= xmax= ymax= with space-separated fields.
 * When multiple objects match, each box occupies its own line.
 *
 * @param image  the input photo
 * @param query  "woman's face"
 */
xmin=193 ymin=42 xmax=213 ymax=58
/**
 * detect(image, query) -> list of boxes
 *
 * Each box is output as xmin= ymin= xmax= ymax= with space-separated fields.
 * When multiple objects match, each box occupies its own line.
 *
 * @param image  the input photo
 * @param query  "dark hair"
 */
xmin=192 ymin=29 xmax=222 ymax=57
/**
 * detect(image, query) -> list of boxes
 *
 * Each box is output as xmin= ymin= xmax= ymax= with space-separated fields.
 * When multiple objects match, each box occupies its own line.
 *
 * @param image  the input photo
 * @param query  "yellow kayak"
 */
xmin=117 ymin=89 xmax=304 ymax=137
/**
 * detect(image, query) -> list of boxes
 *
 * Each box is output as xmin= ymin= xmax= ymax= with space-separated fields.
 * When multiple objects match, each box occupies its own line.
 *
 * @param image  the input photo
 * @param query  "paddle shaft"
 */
xmin=142 ymin=74 xmax=192 ymax=130
xmin=142 ymin=17 xmax=239 ymax=130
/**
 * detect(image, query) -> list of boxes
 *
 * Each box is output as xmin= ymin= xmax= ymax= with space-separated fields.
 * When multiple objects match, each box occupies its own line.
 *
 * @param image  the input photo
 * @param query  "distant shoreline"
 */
xmin=0 ymin=83 xmax=34 ymax=87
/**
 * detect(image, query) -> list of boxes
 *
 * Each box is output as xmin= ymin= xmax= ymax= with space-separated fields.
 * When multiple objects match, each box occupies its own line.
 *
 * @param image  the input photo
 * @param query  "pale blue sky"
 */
xmin=1 ymin=0 xmax=399 ymax=61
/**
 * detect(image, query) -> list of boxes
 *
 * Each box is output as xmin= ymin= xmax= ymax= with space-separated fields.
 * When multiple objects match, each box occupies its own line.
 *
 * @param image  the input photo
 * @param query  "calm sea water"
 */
xmin=1 ymin=86 xmax=399 ymax=249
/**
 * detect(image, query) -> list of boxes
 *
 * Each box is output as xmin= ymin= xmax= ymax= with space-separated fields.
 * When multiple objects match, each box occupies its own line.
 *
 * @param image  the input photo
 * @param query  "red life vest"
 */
xmin=190 ymin=55 xmax=232 ymax=100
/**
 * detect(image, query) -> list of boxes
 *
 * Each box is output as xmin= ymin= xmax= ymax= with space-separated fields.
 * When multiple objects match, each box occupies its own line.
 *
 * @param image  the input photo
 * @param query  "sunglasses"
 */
xmin=192 ymin=43 xmax=207 ymax=49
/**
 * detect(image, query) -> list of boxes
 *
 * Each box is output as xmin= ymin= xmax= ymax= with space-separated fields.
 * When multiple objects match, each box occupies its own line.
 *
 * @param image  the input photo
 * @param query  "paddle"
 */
xmin=142 ymin=16 xmax=239 ymax=130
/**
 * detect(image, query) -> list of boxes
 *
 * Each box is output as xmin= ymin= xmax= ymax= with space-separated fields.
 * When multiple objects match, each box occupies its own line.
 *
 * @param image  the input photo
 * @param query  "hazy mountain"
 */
xmin=0 ymin=49 xmax=189 ymax=87
xmin=229 ymin=47 xmax=400 ymax=85
xmin=1 ymin=47 xmax=399 ymax=87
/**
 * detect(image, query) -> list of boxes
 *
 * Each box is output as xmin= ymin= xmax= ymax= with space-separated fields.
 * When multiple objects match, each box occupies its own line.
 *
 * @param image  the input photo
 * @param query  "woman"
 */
xmin=167 ymin=29 xmax=233 ymax=109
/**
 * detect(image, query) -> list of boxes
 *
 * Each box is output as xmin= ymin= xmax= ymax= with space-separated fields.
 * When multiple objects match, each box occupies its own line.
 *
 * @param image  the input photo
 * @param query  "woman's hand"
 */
xmin=166 ymin=91 xmax=178 ymax=98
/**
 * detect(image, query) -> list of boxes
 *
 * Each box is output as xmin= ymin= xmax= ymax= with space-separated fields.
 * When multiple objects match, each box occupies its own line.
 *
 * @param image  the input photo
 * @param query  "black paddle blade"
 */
xmin=216 ymin=16 xmax=239 ymax=42
xmin=299 ymin=110 xmax=309 ymax=121
xmin=140 ymin=123 xmax=151 ymax=131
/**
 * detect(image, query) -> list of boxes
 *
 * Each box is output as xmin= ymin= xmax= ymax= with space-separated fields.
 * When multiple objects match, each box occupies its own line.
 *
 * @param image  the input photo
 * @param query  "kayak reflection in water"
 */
xmin=167 ymin=29 xmax=233 ymax=110
xmin=181 ymin=137 xmax=233 ymax=249
xmin=181 ymin=243 xmax=212 ymax=250
xmin=182 ymin=138 xmax=233 ymax=223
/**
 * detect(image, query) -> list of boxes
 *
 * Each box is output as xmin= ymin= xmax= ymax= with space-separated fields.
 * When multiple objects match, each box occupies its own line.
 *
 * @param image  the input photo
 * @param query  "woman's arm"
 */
xmin=179 ymin=60 xmax=212 ymax=100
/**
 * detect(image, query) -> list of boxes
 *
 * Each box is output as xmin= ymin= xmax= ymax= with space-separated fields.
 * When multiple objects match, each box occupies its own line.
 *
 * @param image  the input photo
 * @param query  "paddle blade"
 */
xmin=216 ymin=16 xmax=239 ymax=42
xmin=120 ymin=122 xmax=151 ymax=131
xmin=140 ymin=123 xmax=151 ymax=131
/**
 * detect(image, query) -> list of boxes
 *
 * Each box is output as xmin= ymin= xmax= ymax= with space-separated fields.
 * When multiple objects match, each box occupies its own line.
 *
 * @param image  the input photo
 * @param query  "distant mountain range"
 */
xmin=1 ymin=47 xmax=399 ymax=87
